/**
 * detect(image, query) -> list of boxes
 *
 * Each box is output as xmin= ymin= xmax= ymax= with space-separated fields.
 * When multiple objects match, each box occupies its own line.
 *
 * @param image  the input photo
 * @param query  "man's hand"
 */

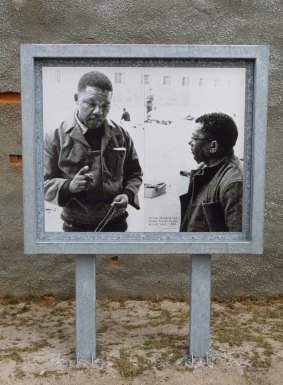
xmin=111 ymin=194 xmax=129 ymax=213
xmin=69 ymin=166 xmax=94 ymax=193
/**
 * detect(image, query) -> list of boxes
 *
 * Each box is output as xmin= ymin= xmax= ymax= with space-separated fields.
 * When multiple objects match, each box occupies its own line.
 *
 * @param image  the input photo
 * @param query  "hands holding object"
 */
xmin=69 ymin=166 xmax=129 ymax=231
xmin=69 ymin=166 xmax=94 ymax=193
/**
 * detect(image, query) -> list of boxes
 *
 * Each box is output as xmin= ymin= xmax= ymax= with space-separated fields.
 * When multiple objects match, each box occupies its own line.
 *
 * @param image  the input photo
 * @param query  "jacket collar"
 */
xmin=63 ymin=112 xmax=117 ymax=150
xmin=192 ymin=156 xmax=234 ymax=178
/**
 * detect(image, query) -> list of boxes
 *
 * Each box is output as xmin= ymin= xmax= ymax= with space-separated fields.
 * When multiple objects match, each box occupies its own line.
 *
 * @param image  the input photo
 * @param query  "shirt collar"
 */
xmin=196 ymin=156 xmax=233 ymax=176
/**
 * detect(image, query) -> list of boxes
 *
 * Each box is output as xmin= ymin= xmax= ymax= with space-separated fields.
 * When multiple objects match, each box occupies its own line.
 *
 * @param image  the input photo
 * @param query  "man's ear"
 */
xmin=210 ymin=140 xmax=219 ymax=154
xmin=74 ymin=93 xmax=78 ymax=104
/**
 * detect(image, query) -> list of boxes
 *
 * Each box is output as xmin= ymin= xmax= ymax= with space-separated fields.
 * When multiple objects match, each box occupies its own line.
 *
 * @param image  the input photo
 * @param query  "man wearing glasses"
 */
xmin=180 ymin=112 xmax=243 ymax=232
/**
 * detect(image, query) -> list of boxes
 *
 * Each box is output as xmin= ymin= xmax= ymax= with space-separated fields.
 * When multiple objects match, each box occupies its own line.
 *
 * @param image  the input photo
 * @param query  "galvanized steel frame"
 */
xmin=21 ymin=44 xmax=269 ymax=255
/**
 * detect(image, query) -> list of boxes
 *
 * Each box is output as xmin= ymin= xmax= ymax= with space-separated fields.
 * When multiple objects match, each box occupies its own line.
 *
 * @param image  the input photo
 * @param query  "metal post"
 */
xmin=76 ymin=255 xmax=96 ymax=361
xmin=189 ymin=254 xmax=211 ymax=358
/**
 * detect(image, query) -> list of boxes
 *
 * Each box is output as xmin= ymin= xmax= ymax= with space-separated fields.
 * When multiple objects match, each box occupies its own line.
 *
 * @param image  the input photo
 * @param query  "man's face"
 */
xmin=189 ymin=123 xmax=213 ymax=165
xmin=75 ymin=86 xmax=112 ymax=130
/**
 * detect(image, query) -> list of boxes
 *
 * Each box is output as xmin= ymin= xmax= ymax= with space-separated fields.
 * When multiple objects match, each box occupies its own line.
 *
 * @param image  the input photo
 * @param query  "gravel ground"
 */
xmin=0 ymin=296 xmax=282 ymax=384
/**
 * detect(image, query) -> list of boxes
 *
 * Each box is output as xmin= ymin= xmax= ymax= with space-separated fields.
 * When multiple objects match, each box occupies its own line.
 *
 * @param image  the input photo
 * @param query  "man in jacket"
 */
xmin=180 ymin=112 xmax=243 ymax=232
xmin=44 ymin=71 xmax=143 ymax=232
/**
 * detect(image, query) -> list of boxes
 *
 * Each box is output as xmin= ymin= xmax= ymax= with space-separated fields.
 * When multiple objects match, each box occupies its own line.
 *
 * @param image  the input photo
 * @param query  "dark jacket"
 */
xmin=44 ymin=116 xmax=143 ymax=226
xmin=180 ymin=156 xmax=243 ymax=232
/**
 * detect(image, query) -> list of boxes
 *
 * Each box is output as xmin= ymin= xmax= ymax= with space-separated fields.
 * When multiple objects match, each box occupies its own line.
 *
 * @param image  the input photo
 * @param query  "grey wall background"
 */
xmin=0 ymin=0 xmax=282 ymax=299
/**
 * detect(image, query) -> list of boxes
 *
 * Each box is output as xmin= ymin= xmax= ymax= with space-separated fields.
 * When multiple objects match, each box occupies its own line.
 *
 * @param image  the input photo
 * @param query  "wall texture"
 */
xmin=0 ymin=0 xmax=282 ymax=299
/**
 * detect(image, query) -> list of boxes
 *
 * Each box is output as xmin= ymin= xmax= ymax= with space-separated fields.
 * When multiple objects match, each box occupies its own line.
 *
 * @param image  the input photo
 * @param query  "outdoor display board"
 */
xmin=21 ymin=44 xmax=269 ymax=255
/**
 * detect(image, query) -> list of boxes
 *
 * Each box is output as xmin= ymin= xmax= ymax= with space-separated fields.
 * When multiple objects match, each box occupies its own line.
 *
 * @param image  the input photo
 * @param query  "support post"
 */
xmin=189 ymin=254 xmax=211 ymax=358
xmin=76 ymin=255 xmax=96 ymax=361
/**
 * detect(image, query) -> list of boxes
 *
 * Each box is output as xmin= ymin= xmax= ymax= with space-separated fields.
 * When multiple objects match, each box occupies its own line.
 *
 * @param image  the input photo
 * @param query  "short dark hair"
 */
xmin=78 ymin=71 xmax=113 ymax=93
xmin=195 ymin=112 xmax=238 ymax=151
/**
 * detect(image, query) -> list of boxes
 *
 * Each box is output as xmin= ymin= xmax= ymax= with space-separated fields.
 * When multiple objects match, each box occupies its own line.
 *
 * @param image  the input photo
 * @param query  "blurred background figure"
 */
xmin=121 ymin=107 xmax=131 ymax=122
xmin=145 ymin=90 xmax=154 ymax=122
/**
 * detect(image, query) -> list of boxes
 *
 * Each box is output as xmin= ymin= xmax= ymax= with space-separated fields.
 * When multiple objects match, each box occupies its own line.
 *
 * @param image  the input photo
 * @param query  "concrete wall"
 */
xmin=0 ymin=0 xmax=282 ymax=299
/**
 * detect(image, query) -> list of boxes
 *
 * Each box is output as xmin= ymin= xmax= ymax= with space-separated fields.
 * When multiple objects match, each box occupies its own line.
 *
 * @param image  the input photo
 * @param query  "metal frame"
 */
xmin=76 ymin=255 xmax=96 ymax=361
xmin=189 ymin=255 xmax=211 ymax=358
xmin=21 ymin=44 xmax=269 ymax=255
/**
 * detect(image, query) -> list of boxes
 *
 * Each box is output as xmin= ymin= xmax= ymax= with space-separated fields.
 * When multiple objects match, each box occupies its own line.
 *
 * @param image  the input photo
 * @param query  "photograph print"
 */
xmin=43 ymin=64 xmax=246 ymax=233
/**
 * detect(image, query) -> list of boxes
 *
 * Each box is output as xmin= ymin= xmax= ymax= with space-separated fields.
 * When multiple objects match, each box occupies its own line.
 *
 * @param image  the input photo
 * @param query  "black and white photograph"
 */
xmin=43 ymin=65 xmax=246 ymax=233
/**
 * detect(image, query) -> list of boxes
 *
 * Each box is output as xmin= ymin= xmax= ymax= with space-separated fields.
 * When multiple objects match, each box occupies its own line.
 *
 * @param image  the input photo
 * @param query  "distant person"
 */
xmin=121 ymin=108 xmax=130 ymax=122
xmin=180 ymin=112 xmax=243 ymax=232
xmin=44 ymin=71 xmax=143 ymax=232
xmin=145 ymin=91 xmax=154 ymax=122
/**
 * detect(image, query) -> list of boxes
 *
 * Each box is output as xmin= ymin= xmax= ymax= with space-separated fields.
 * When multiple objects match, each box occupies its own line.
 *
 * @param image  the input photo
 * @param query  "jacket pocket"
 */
xmin=109 ymin=147 xmax=126 ymax=179
xmin=63 ymin=199 xmax=110 ymax=225
xmin=202 ymin=200 xmax=228 ymax=232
